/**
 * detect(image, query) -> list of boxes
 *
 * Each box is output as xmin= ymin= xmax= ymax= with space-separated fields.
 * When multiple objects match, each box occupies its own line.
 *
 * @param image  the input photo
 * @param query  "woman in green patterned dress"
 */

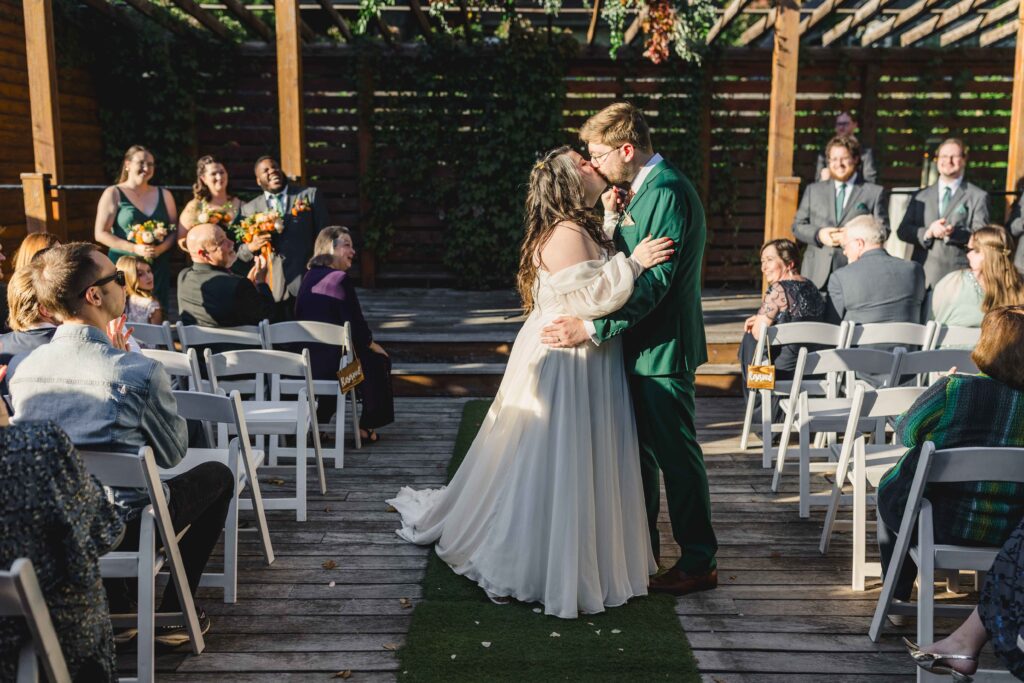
xmin=94 ymin=145 xmax=178 ymax=312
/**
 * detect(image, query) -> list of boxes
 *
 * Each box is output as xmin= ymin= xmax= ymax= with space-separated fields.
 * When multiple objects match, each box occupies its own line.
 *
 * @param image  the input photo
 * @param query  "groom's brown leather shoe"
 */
xmin=648 ymin=567 xmax=717 ymax=596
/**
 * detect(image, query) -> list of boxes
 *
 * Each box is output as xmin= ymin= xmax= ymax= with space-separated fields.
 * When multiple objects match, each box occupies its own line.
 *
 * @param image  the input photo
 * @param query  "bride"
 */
xmin=387 ymin=146 xmax=674 ymax=618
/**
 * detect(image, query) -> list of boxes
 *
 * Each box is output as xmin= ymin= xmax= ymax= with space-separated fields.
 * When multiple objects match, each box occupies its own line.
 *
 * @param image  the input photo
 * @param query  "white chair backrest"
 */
xmin=0 ymin=558 xmax=71 ymax=683
xmin=176 ymin=323 xmax=262 ymax=351
xmin=753 ymin=321 xmax=847 ymax=365
xmin=801 ymin=347 xmax=901 ymax=377
xmin=260 ymin=320 xmax=353 ymax=353
xmin=78 ymin=447 xmax=160 ymax=492
xmin=932 ymin=325 xmax=981 ymax=349
xmin=847 ymin=321 xmax=935 ymax=348
xmin=131 ymin=321 xmax=175 ymax=350
xmin=173 ymin=389 xmax=251 ymax=455
xmin=856 ymin=385 xmax=928 ymax=419
xmin=141 ymin=348 xmax=203 ymax=390
xmin=895 ymin=349 xmax=979 ymax=377
xmin=205 ymin=348 xmax=309 ymax=382
xmin=919 ymin=443 xmax=1024 ymax=486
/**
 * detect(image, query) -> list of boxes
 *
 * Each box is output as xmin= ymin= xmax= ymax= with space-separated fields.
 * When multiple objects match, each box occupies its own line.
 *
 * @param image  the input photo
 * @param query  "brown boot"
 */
xmin=648 ymin=567 xmax=718 ymax=596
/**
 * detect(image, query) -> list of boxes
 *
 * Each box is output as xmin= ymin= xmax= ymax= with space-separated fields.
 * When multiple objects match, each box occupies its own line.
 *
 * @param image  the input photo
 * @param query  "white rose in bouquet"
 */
xmin=141 ymin=231 xmax=155 ymax=244
xmin=274 ymin=218 xmax=285 ymax=233
xmin=198 ymin=211 xmax=210 ymax=223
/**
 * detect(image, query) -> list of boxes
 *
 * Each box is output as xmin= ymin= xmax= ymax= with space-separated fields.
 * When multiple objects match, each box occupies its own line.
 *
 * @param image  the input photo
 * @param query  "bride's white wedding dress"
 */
xmin=387 ymin=251 xmax=656 ymax=618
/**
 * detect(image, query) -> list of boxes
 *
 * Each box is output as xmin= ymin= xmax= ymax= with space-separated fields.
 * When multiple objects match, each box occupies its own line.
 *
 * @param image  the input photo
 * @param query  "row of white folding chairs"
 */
xmin=0 ymin=559 xmax=71 ymax=683
xmin=868 ymin=441 xmax=1024 ymax=681
xmin=740 ymin=321 xmax=980 ymax=465
xmin=770 ymin=345 xmax=979 ymax=519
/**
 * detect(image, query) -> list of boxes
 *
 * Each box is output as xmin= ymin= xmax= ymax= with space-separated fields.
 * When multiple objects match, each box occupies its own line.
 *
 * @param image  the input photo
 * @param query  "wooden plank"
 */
xmin=900 ymin=0 xmax=982 ymax=46
xmin=737 ymin=7 xmax=776 ymax=46
xmin=1005 ymin=0 xmax=1024 ymax=216
xmin=860 ymin=0 xmax=943 ymax=45
xmin=981 ymin=13 xmax=1021 ymax=44
xmin=317 ymin=0 xmax=354 ymax=41
xmin=275 ymin=0 xmax=306 ymax=182
xmin=222 ymin=0 xmax=274 ymax=42
xmin=707 ymin=0 xmax=755 ymax=44
xmin=940 ymin=0 xmax=1019 ymax=46
xmin=120 ymin=0 xmax=196 ymax=39
xmin=169 ymin=0 xmax=235 ymax=41
xmin=763 ymin=0 xmax=800 ymax=247
xmin=821 ymin=0 xmax=890 ymax=45
xmin=407 ymin=0 xmax=434 ymax=43
xmin=22 ymin=0 xmax=64 ymax=237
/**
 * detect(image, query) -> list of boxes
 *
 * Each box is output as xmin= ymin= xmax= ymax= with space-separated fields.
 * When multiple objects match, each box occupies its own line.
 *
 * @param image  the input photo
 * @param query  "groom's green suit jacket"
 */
xmin=592 ymin=159 xmax=708 ymax=376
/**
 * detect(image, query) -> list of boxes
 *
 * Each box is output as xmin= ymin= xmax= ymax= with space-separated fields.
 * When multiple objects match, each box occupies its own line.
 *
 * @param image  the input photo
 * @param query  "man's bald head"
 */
xmin=187 ymin=223 xmax=235 ymax=268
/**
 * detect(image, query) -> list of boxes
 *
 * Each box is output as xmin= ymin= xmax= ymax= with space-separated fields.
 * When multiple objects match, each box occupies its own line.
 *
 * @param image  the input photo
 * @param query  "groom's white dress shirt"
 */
xmin=584 ymin=153 xmax=664 ymax=344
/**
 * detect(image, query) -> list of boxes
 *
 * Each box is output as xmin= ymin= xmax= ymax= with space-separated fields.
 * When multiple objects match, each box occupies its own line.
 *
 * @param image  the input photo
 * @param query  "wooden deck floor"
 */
xmin=146 ymin=395 xmax=978 ymax=682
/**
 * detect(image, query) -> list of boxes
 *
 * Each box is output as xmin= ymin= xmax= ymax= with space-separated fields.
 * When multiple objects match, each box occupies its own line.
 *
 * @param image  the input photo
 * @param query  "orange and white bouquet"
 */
xmin=197 ymin=201 xmax=235 ymax=227
xmin=126 ymin=220 xmax=170 ymax=258
xmin=233 ymin=210 xmax=283 ymax=287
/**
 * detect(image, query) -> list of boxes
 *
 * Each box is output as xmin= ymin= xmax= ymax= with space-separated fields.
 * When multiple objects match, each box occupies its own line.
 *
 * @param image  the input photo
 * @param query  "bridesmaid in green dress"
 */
xmin=178 ymin=155 xmax=244 ymax=240
xmin=94 ymin=145 xmax=178 ymax=312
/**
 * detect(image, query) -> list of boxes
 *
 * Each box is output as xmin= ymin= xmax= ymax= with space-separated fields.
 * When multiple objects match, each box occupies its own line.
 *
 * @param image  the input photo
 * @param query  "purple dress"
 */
xmin=293 ymin=266 xmax=394 ymax=430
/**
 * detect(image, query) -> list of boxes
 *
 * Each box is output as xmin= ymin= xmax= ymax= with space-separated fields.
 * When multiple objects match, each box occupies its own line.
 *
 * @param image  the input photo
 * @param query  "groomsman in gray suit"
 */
xmin=240 ymin=156 xmax=330 ymax=320
xmin=792 ymin=135 xmax=888 ymax=318
xmin=1006 ymin=191 xmax=1024 ymax=273
xmin=897 ymin=138 xmax=989 ymax=289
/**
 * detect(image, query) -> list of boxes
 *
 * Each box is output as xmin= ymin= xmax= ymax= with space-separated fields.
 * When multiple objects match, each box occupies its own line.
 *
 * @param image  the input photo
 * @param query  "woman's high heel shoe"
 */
xmin=903 ymin=637 xmax=977 ymax=682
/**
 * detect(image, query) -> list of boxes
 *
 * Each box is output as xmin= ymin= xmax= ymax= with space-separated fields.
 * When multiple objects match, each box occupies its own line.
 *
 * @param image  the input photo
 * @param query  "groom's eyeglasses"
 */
xmin=587 ymin=145 xmax=623 ymax=166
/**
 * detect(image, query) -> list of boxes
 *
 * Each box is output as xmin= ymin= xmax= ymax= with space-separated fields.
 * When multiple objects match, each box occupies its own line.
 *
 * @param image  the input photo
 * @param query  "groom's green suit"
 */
xmin=592 ymin=157 xmax=718 ymax=574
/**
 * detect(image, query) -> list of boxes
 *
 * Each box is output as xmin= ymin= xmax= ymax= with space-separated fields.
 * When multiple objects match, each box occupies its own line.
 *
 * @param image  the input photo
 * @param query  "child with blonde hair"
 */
xmin=116 ymin=255 xmax=163 ymax=324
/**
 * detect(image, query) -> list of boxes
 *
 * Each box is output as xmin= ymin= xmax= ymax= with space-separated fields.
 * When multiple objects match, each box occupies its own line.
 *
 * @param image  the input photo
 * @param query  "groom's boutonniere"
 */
xmin=621 ymin=211 xmax=636 ymax=227
xmin=855 ymin=202 xmax=869 ymax=212
xmin=290 ymin=196 xmax=312 ymax=216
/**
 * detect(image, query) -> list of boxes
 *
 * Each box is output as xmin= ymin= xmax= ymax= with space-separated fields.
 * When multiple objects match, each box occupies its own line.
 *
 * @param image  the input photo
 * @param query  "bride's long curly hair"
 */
xmin=517 ymin=146 xmax=611 ymax=312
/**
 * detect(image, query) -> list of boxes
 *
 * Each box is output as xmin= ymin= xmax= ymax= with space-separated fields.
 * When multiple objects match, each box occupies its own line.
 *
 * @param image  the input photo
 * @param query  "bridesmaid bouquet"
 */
xmin=233 ymin=211 xmax=284 ymax=288
xmin=197 ymin=201 xmax=235 ymax=227
xmin=126 ymin=221 xmax=170 ymax=260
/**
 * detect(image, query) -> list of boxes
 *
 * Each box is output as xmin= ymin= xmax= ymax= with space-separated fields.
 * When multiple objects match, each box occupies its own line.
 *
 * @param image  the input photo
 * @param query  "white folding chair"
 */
xmin=739 ymin=321 xmax=848 ymax=468
xmin=773 ymin=347 xmax=903 ymax=518
xmin=869 ymin=442 xmax=1024 ymax=683
xmin=846 ymin=321 xmax=937 ymax=350
xmin=176 ymin=323 xmax=264 ymax=396
xmin=0 ymin=558 xmax=71 ymax=683
xmin=164 ymin=390 xmax=275 ymax=603
xmin=895 ymin=349 xmax=979 ymax=387
xmin=818 ymin=385 xmax=928 ymax=590
xmin=80 ymin=447 xmax=205 ymax=683
xmin=931 ymin=324 xmax=981 ymax=350
xmin=260 ymin=319 xmax=361 ymax=467
xmin=131 ymin=321 xmax=175 ymax=350
xmin=141 ymin=348 xmax=204 ymax=392
xmin=205 ymin=349 xmax=327 ymax=521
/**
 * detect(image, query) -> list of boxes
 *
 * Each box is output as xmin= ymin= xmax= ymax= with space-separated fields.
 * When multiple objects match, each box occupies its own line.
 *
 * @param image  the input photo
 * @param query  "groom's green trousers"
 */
xmin=629 ymin=371 xmax=717 ymax=574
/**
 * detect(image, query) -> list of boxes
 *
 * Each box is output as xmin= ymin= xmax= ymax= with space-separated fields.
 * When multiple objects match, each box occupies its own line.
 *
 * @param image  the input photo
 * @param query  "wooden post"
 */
xmin=21 ymin=173 xmax=53 ymax=234
xmin=357 ymin=63 xmax=377 ymax=288
xmin=763 ymin=0 xmax=801 ymax=245
xmin=1006 ymin=0 xmax=1024 ymax=218
xmin=23 ymin=0 xmax=66 ymax=238
xmin=275 ymin=0 xmax=306 ymax=183
xmin=764 ymin=176 xmax=801 ymax=291
xmin=699 ymin=68 xmax=713 ymax=288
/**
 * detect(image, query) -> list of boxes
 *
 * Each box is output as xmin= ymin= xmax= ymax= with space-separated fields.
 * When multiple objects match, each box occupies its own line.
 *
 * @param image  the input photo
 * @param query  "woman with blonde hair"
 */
xmin=93 ymin=144 xmax=177 ymax=312
xmin=115 ymin=255 xmax=163 ymax=324
xmin=388 ymin=146 xmax=674 ymax=618
xmin=931 ymin=225 xmax=1024 ymax=327
xmin=11 ymin=232 xmax=59 ymax=273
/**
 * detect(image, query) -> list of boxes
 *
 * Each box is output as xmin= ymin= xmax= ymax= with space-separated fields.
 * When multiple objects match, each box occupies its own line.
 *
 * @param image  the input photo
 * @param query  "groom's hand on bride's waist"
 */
xmin=541 ymin=317 xmax=590 ymax=348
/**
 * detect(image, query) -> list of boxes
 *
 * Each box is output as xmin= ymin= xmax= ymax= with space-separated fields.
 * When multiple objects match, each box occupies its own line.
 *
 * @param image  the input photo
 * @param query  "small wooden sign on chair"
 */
xmin=336 ymin=357 xmax=365 ymax=394
xmin=746 ymin=341 xmax=776 ymax=391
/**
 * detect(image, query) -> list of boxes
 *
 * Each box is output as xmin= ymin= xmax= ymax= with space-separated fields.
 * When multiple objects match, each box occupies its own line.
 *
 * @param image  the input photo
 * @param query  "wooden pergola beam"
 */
xmin=623 ymin=9 xmax=645 ymax=45
xmin=22 ymin=0 xmax=66 ymax=236
xmin=376 ymin=13 xmax=396 ymax=43
xmin=168 ymin=0 xmax=235 ymax=41
xmin=821 ymin=0 xmax=891 ymax=44
xmin=120 ymin=0 xmax=197 ymax=39
xmin=980 ymin=13 xmax=1020 ymax=42
xmin=586 ymin=0 xmax=602 ymax=45
xmin=1005 ymin=0 xmax=1024 ymax=214
xmin=408 ymin=0 xmax=435 ymax=43
xmin=763 ymin=0 xmax=800 ymax=249
xmin=707 ymin=0 xmax=754 ymax=44
xmin=940 ymin=0 xmax=1018 ymax=46
xmin=275 ymin=0 xmax=306 ymax=182
xmin=317 ymin=0 xmax=355 ymax=40
xmin=860 ymin=0 xmax=942 ymax=45
xmin=737 ymin=6 xmax=776 ymax=46
xmin=900 ymin=0 xmax=983 ymax=46
xmin=221 ymin=0 xmax=274 ymax=41
xmin=300 ymin=18 xmax=317 ymax=42
xmin=800 ymin=0 xmax=842 ymax=35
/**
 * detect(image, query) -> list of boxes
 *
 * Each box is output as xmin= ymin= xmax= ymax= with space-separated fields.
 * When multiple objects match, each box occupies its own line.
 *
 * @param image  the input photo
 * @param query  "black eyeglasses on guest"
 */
xmin=79 ymin=270 xmax=126 ymax=298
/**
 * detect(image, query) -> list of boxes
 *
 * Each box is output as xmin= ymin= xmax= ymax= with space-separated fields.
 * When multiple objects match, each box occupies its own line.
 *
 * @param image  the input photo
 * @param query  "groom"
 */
xmin=541 ymin=103 xmax=718 ymax=595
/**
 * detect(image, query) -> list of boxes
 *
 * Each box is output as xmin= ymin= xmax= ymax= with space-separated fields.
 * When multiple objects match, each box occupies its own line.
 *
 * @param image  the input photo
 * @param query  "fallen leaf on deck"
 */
xmin=386 ymin=505 xmax=398 ymax=512
xmin=481 ymin=642 xmax=491 ymax=648
xmin=322 ymin=560 xmax=338 ymax=570
xmin=328 ymin=581 xmax=336 ymax=588
xmin=324 ymin=506 xmax=331 ymax=513
xmin=399 ymin=597 xmax=413 ymax=609
xmin=332 ymin=671 xmax=351 ymax=679
xmin=264 ymin=478 xmax=286 ymax=486
xmin=383 ymin=643 xmax=399 ymax=651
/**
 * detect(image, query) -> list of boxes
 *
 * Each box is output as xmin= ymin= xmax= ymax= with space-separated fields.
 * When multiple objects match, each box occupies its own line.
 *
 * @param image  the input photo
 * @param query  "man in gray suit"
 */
xmin=1006 ymin=191 xmax=1024 ymax=273
xmin=814 ymin=111 xmax=878 ymax=184
xmin=896 ymin=138 xmax=989 ymax=289
xmin=240 ymin=156 xmax=330 ymax=321
xmin=829 ymin=215 xmax=925 ymax=324
xmin=793 ymin=135 xmax=888 ymax=301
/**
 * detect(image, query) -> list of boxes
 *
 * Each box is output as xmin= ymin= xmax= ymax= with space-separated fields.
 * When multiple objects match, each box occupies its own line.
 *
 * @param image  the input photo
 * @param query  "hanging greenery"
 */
xmin=604 ymin=0 xmax=715 ymax=63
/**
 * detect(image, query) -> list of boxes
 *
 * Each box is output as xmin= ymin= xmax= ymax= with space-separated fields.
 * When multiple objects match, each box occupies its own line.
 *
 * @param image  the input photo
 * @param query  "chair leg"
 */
xmin=241 ymin=449 xmax=275 ymax=566
xmin=918 ymin=548 xmax=935 ymax=649
xmin=350 ymin=390 xmax=362 ymax=450
xmin=138 ymin=521 xmax=156 ymax=683
xmin=761 ymin=391 xmax=774 ymax=469
xmin=799 ymin=423 xmax=811 ymax=519
xmin=740 ymin=389 xmax=756 ymax=450
xmin=771 ymin=409 xmax=795 ymax=492
xmin=222 ymin=478 xmax=239 ymax=604
xmin=295 ymin=428 xmax=307 ymax=522
xmin=852 ymin=442 xmax=866 ymax=592
xmin=332 ymin=390 xmax=345 ymax=469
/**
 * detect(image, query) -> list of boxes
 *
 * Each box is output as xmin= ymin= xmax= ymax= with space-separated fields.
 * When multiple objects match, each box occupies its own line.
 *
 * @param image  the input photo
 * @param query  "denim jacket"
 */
xmin=10 ymin=324 xmax=187 ymax=514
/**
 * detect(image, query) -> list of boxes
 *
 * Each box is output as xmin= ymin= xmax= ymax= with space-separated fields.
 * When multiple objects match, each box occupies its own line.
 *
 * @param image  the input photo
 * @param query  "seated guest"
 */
xmin=0 ymin=237 xmax=9 ymax=335
xmin=793 ymin=135 xmax=888 ymax=302
xmin=0 ymin=268 xmax=58 ymax=368
xmin=875 ymin=305 xmax=1024 ymax=606
xmin=9 ymin=242 xmax=233 ymax=645
xmin=116 ymin=255 xmax=163 ymax=324
xmin=904 ymin=514 xmax=1024 ymax=680
xmin=1007 ymin=189 xmax=1024 ymax=273
xmin=932 ymin=225 xmax=1024 ymax=327
xmin=828 ymin=215 xmax=925 ymax=323
xmin=295 ymin=226 xmax=393 ymax=442
xmin=11 ymin=232 xmax=59 ymax=273
xmin=177 ymin=223 xmax=272 ymax=327
xmin=897 ymin=138 xmax=990 ymax=290
xmin=814 ymin=110 xmax=878 ymax=184
xmin=0 ymin=421 xmax=124 ymax=683
xmin=739 ymin=238 xmax=824 ymax=382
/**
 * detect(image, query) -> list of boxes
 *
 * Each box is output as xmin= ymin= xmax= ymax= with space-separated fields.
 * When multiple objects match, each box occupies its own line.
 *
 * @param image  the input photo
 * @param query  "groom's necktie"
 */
xmin=269 ymin=192 xmax=284 ymax=215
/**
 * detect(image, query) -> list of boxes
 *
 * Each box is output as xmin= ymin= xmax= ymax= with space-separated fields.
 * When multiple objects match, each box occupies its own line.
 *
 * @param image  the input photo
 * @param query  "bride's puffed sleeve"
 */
xmin=546 ymin=253 xmax=644 ymax=321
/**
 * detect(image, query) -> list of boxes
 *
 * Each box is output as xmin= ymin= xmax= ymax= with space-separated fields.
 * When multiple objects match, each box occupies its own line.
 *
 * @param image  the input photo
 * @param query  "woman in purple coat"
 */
xmin=294 ymin=226 xmax=394 ymax=442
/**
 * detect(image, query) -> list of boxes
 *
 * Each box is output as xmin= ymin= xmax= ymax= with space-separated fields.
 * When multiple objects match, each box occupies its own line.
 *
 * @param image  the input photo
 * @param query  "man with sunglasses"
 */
xmin=9 ymin=242 xmax=232 ymax=647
